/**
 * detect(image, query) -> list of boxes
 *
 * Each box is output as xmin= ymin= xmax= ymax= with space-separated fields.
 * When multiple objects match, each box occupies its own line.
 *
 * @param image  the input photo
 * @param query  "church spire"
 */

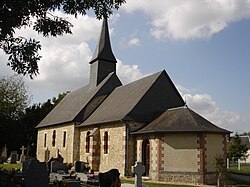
xmin=89 ymin=17 xmax=117 ymax=64
xmin=89 ymin=18 xmax=117 ymax=87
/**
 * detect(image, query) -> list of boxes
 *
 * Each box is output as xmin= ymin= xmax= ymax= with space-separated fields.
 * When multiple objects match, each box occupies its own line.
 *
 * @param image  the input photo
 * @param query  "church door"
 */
xmin=142 ymin=139 xmax=150 ymax=176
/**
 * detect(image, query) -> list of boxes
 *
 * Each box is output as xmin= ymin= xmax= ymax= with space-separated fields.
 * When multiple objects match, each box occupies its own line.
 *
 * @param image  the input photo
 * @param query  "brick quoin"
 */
xmin=91 ymin=134 xmax=100 ymax=171
xmin=156 ymin=136 xmax=163 ymax=180
xmin=198 ymin=134 xmax=206 ymax=184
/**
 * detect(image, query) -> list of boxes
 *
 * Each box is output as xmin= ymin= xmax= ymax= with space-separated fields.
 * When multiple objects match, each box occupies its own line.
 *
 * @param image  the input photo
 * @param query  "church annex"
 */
xmin=36 ymin=18 xmax=230 ymax=185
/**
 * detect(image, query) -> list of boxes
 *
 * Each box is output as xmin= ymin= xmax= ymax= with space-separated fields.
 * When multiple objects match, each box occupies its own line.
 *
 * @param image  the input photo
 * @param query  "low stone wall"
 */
xmin=157 ymin=171 xmax=200 ymax=184
xmin=205 ymin=172 xmax=217 ymax=185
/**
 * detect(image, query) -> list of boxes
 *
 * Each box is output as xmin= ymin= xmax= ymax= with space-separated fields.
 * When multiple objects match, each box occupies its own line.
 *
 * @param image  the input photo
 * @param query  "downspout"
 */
xmin=124 ymin=121 xmax=130 ymax=176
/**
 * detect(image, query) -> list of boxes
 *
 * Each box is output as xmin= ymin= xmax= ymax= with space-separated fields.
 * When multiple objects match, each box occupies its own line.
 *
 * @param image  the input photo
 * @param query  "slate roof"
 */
xmin=79 ymin=70 xmax=185 ymax=127
xmin=36 ymin=73 xmax=121 ymax=128
xmin=37 ymin=17 xmax=229 ymax=136
xmin=132 ymin=107 xmax=230 ymax=134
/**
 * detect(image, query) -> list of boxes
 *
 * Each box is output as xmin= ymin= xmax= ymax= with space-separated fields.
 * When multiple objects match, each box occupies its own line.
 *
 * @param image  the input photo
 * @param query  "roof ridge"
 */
xmin=186 ymin=108 xmax=208 ymax=131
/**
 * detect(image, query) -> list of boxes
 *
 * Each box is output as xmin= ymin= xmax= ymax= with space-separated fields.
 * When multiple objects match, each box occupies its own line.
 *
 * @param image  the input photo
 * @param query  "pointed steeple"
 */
xmin=89 ymin=18 xmax=117 ymax=87
xmin=89 ymin=18 xmax=117 ymax=64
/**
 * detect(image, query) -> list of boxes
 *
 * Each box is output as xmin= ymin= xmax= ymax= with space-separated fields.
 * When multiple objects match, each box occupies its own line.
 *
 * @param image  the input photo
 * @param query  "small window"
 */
xmin=44 ymin=133 xmax=47 ymax=148
xmin=86 ymin=131 xmax=90 ymax=153
xmin=52 ymin=130 xmax=56 ymax=147
xmin=104 ymin=131 xmax=108 ymax=154
xmin=63 ymin=131 xmax=67 ymax=147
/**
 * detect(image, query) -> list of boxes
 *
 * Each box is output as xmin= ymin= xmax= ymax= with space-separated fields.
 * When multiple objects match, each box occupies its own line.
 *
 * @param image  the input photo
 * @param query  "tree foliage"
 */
xmin=0 ymin=0 xmax=125 ymax=78
xmin=227 ymin=133 xmax=249 ymax=160
xmin=240 ymin=132 xmax=250 ymax=136
xmin=0 ymin=75 xmax=30 ymax=120
xmin=0 ymin=78 xmax=68 ymax=152
xmin=0 ymin=75 xmax=30 ymax=151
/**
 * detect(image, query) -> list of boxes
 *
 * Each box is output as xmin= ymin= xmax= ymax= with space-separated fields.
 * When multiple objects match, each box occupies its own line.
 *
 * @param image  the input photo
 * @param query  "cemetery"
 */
xmin=0 ymin=144 xmax=201 ymax=187
xmin=1 ymin=142 xmax=250 ymax=187
xmin=0 ymin=144 xmax=150 ymax=187
xmin=0 ymin=146 xmax=117 ymax=187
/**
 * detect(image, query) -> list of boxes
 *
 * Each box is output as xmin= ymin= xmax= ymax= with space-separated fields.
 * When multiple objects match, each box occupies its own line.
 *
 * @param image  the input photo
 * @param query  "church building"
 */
xmin=36 ymin=18 xmax=230 ymax=184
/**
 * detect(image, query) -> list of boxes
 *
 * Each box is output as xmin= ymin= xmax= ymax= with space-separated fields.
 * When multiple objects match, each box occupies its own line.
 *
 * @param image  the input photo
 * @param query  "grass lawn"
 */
xmin=121 ymin=179 xmax=197 ymax=187
xmin=228 ymin=164 xmax=250 ymax=175
xmin=0 ymin=163 xmax=22 ymax=170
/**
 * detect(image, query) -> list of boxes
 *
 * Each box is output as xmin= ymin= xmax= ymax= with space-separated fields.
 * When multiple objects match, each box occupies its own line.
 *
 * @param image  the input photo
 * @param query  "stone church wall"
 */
xmin=204 ymin=134 xmax=227 ymax=184
xmin=135 ymin=133 xmax=201 ymax=184
xmin=37 ymin=123 xmax=77 ymax=163
xmin=205 ymin=134 xmax=225 ymax=172
xmin=159 ymin=133 xmax=200 ymax=184
xmin=138 ymin=133 xmax=227 ymax=185
xmin=162 ymin=133 xmax=199 ymax=172
xmin=79 ymin=122 xmax=127 ymax=176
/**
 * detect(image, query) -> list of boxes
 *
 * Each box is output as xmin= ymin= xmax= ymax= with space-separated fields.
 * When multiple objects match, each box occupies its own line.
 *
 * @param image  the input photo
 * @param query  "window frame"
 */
xmin=44 ymin=133 xmax=47 ymax=148
xmin=52 ymin=130 xmax=56 ymax=147
xmin=86 ymin=131 xmax=90 ymax=153
xmin=104 ymin=131 xmax=108 ymax=154
xmin=62 ymin=130 xmax=67 ymax=148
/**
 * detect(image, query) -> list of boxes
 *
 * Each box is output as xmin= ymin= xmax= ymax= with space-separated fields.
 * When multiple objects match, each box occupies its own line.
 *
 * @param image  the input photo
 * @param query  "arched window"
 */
xmin=104 ymin=131 xmax=108 ymax=154
xmin=86 ymin=131 xmax=90 ymax=153
xmin=52 ymin=130 xmax=56 ymax=147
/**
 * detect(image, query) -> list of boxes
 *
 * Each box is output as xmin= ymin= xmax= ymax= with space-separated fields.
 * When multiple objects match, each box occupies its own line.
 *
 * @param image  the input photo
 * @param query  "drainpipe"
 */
xmin=124 ymin=122 xmax=130 ymax=176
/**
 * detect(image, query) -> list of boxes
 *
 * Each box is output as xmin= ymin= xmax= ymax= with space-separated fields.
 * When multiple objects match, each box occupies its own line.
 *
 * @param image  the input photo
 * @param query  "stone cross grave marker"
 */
xmin=20 ymin=145 xmax=26 ymax=163
xmin=132 ymin=162 xmax=145 ymax=187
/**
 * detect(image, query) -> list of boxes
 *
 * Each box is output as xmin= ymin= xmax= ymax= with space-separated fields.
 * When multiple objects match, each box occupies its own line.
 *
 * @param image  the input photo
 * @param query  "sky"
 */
xmin=0 ymin=0 xmax=249 ymax=133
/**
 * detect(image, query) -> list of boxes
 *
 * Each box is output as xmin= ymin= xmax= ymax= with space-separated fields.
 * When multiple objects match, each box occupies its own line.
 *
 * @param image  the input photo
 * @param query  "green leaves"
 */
xmin=227 ymin=133 xmax=249 ymax=160
xmin=2 ymin=37 xmax=41 ymax=79
xmin=34 ymin=14 xmax=73 ymax=37
xmin=0 ymin=75 xmax=30 ymax=120
xmin=0 ymin=0 xmax=126 ymax=78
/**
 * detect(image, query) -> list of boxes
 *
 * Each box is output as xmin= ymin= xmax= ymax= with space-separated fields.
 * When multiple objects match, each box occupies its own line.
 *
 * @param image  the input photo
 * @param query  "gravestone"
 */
xmin=22 ymin=159 xmax=39 ymax=176
xmin=56 ymin=148 xmax=64 ymax=163
xmin=23 ymin=160 xmax=49 ymax=187
xmin=99 ymin=169 xmax=120 ymax=187
xmin=0 ymin=144 xmax=8 ymax=162
xmin=51 ymin=160 xmax=68 ymax=173
xmin=10 ymin=151 xmax=18 ymax=164
xmin=44 ymin=148 xmax=50 ymax=162
xmin=132 ymin=162 xmax=145 ymax=187
xmin=20 ymin=145 xmax=26 ymax=163
xmin=74 ymin=161 xmax=89 ymax=173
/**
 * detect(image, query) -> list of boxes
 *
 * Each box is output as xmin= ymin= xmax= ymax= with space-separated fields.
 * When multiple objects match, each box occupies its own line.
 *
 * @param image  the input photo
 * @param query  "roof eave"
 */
xmin=131 ymin=129 xmax=231 ymax=135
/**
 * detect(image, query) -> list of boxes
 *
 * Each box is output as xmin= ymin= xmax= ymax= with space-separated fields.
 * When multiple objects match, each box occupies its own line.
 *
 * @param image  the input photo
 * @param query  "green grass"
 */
xmin=0 ymin=163 xmax=22 ymax=170
xmin=228 ymin=164 xmax=250 ymax=175
xmin=121 ymin=179 xmax=197 ymax=187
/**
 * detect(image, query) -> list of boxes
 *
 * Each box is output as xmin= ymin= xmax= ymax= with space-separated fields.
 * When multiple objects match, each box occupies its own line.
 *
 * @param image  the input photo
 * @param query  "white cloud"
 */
xmin=122 ymin=0 xmax=250 ymax=40
xmin=177 ymin=85 xmax=241 ymax=131
xmin=120 ymin=37 xmax=140 ymax=48
xmin=127 ymin=38 xmax=140 ymax=47
xmin=117 ymin=60 xmax=144 ymax=84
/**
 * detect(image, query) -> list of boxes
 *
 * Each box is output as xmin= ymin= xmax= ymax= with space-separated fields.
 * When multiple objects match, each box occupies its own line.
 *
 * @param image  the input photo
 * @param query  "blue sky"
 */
xmin=0 ymin=0 xmax=249 ymax=133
